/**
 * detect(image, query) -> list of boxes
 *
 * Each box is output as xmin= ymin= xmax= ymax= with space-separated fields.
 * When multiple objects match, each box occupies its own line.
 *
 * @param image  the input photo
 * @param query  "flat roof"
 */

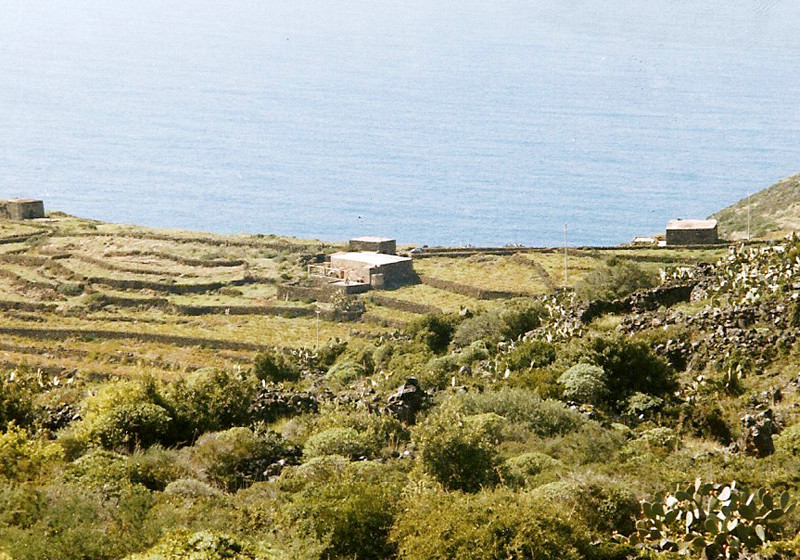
xmin=2 ymin=198 xmax=42 ymax=204
xmin=666 ymin=219 xmax=717 ymax=231
xmin=331 ymin=252 xmax=411 ymax=266
xmin=350 ymin=236 xmax=395 ymax=243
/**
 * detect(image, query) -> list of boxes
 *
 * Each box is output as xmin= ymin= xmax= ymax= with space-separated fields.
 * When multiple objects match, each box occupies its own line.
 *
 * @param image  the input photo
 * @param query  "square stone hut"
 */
xmin=348 ymin=236 xmax=396 ymax=255
xmin=0 ymin=199 xmax=45 ymax=220
xmin=329 ymin=251 xmax=415 ymax=289
xmin=666 ymin=219 xmax=719 ymax=245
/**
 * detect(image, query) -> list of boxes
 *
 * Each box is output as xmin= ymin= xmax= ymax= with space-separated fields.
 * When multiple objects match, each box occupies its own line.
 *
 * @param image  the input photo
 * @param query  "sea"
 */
xmin=1 ymin=0 xmax=800 ymax=247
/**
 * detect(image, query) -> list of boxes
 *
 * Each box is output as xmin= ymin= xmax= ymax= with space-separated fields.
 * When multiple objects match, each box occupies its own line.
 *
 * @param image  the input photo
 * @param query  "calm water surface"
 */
xmin=1 ymin=1 xmax=799 ymax=245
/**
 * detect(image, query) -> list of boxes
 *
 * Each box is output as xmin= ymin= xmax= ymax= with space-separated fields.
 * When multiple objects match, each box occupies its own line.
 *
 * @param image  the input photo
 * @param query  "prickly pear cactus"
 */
xmin=630 ymin=479 xmax=792 ymax=559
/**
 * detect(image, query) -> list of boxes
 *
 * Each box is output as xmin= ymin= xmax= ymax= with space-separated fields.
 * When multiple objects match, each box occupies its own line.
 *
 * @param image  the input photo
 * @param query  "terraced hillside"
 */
xmin=0 ymin=213 xmax=727 ymax=381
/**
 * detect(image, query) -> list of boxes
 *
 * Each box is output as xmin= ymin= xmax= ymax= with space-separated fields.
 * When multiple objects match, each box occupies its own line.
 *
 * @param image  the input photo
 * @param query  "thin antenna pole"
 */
xmin=747 ymin=192 xmax=751 ymax=242
xmin=563 ymin=224 xmax=568 ymax=285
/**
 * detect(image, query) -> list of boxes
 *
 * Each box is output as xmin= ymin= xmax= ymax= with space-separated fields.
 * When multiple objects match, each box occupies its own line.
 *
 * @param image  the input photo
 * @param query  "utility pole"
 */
xmin=563 ymin=224 xmax=568 ymax=285
xmin=315 ymin=308 xmax=320 ymax=348
xmin=747 ymin=192 xmax=751 ymax=242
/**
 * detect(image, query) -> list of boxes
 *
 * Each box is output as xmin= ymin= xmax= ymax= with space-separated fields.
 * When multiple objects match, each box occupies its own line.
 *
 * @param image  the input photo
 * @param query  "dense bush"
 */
xmin=124 ymin=530 xmax=267 ymax=560
xmin=324 ymin=361 xmax=367 ymax=388
xmin=303 ymin=427 xmax=376 ymax=460
xmin=451 ymin=299 xmax=544 ymax=348
xmin=280 ymin=461 xmax=404 ymax=560
xmin=68 ymin=378 xmax=167 ymax=451
xmin=456 ymin=387 xmax=585 ymax=437
xmin=580 ymin=335 xmax=676 ymax=410
xmin=558 ymin=363 xmax=608 ymax=405
xmin=412 ymin=406 xmax=500 ymax=492
xmin=182 ymin=427 xmax=294 ymax=492
xmin=391 ymin=487 xmax=590 ymax=560
xmin=90 ymin=402 xmax=172 ymax=452
xmin=0 ymin=424 xmax=62 ymax=482
xmin=0 ymin=481 xmax=155 ymax=560
xmin=496 ymin=339 xmax=557 ymax=373
xmin=775 ymin=423 xmax=800 ymax=455
xmin=574 ymin=259 xmax=658 ymax=302
xmin=528 ymin=477 xmax=639 ymax=536
xmin=500 ymin=451 xmax=565 ymax=488
xmin=63 ymin=448 xmax=130 ymax=493
xmin=0 ymin=371 xmax=37 ymax=432
xmin=127 ymin=445 xmax=184 ymax=491
xmin=406 ymin=313 xmax=460 ymax=353
xmin=253 ymin=349 xmax=300 ymax=382
xmin=164 ymin=368 xmax=257 ymax=442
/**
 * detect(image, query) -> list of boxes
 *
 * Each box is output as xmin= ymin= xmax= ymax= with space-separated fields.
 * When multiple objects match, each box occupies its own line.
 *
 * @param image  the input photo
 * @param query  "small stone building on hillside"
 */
xmin=0 ymin=199 xmax=45 ymax=220
xmin=328 ymin=252 xmax=415 ymax=289
xmin=348 ymin=236 xmax=396 ymax=255
xmin=666 ymin=219 xmax=719 ymax=245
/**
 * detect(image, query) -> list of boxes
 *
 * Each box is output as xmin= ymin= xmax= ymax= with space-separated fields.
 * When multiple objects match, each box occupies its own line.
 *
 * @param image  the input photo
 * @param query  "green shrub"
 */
xmin=127 ymin=445 xmax=184 ymax=491
xmin=580 ymin=335 xmax=676 ymax=410
xmin=63 ymin=448 xmax=130 ymax=493
xmin=0 ymin=482 xmax=154 ymax=560
xmin=305 ymin=407 xmax=409 ymax=458
xmin=56 ymin=282 xmax=84 ymax=296
xmin=528 ymin=478 xmax=639 ymax=536
xmin=253 ymin=349 xmax=300 ymax=382
xmin=625 ymin=392 xmax=665 ymax=419
xmin=303 ymin=427 xmax=376 ymax=460
xmin=0 ymin=371 xmax=37 ymax=432
xmin=406 ymin=313 xmax=460 ymax=353
xmin=391 ymin=487 xmax=588 ymax=560
xmin=574 ymin=259 xmax=657 ymax=302
xmin=451 ymin=300 xmax=544 ymax=349
xmin=681 ymin=400 xmax=733 ymax=444
xmin=124 ymin=529 xmax=267 ymax=560
xmin=70 ymin=378 xmax=172 ymax=450
xmin=412 ymin=406 xmax=499 ymax=492
xmin=546 ymin=422 xmax=627 ymax=466
xmin=182 ymin=427 xmax=293 ymax=492
xmin=456 ymin=387 xmax=585 ymax=437
xmin=89 ymin=402 xmax=172 ymax=452
xmin=0 ymin=424 xmax=63 ymax=482
xmin=325 ymin=361 xmax=366 ymax=388
xmin=500 ymin=451 xmax=565 ymax=488
xmin=497 ymin=339 xmax=557 ymax=373
xmin=163 ymin=478 xmax=224 ymax=499
xmin=280 ymin=461 xmax=404 ymax=560
xmin=164 ymin=368 xmax=257 ymax=442
xmin=558 ymin=363 xmax=608 ymax=405
xmin=775 ymin=423 xmax=800 ymax=455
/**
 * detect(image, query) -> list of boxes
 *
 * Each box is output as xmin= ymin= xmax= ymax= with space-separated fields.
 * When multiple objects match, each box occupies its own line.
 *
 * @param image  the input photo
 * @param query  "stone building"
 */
xmin=0 ymin=199 xmax=45 ymax=220
xmin=666 ymin=219 xmax=719 ymax=245
xmin=348 ymin=236 xmax=396 ymax=255
xmin=328 ymin=252 xmax=415 ymax=289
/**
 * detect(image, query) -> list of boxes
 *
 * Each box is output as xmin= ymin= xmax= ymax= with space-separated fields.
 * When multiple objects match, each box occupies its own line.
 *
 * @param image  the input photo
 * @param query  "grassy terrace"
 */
xmin=0 ymin=213 xmax=728 ymax=381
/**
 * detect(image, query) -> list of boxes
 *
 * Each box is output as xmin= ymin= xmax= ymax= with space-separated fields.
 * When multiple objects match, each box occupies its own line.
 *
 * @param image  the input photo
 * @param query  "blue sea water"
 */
xmin=1 ymin=0 xmax=800 ymax=246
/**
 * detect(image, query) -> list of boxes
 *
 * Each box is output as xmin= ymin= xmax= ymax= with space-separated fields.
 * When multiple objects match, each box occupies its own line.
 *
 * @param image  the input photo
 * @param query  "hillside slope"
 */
xmin=711 ymin=173 xmax=800 ymax=240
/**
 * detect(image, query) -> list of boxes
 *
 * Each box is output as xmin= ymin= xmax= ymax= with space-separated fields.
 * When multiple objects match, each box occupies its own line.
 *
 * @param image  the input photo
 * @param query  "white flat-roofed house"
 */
xmin=328 ymin=251 xmax=415 ymax=288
